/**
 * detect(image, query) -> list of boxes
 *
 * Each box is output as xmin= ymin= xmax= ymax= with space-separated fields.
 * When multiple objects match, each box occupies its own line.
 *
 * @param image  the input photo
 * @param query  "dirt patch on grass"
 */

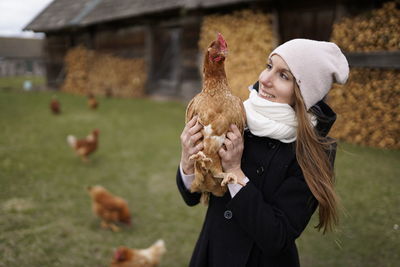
xmin=2 ymin=198 xmax=35 ymax=212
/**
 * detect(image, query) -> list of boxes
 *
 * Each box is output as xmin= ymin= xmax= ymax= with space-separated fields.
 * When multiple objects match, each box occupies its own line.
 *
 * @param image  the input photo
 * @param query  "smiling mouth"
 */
xmin=259 ymin=90 xmax=275 ymax=99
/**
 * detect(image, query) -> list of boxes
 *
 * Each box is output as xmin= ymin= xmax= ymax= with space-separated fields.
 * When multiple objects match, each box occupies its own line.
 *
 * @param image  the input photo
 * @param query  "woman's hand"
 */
xmin=219 ymin=125 xmax=245 ymax=181
xmin=180 ymin=116 xmax=203 ymax=175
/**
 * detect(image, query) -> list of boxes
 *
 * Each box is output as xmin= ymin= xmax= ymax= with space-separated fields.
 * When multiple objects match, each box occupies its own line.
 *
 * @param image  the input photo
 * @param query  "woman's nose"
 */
xmin=259 ymin=70 xmax=273 ymax=87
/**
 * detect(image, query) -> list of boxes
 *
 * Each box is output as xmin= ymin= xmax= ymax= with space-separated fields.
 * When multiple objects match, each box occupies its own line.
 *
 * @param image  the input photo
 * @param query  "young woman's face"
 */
xmin=258 ymin=55 xmax=295 ymax=106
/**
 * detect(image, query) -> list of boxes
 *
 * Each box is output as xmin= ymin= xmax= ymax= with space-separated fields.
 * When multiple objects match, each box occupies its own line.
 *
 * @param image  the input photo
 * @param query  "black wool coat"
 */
xmin=177 ymin=99 xmax=337 ymax=267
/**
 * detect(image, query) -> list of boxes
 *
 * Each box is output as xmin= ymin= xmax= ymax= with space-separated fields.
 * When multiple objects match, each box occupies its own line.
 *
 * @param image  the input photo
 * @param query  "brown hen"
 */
xmin=110 ymin=240 xmax=166 ymax=267
xmin=185 ymin=33 xmax=246 ymax=204
xmin=87 ymin=185 xmax=131 ymax=232
xmin=67 ymin=129 xmax=99 ymax=162
xmin=50 ymin=95 xmax=61 ymax=114
xmin=88 ymin=92 xmax=98 ymax=109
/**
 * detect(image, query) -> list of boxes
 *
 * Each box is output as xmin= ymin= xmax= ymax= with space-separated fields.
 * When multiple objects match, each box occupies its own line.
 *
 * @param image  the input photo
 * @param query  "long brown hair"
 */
xmin=293 ymin=84 xmax=339 ymax=233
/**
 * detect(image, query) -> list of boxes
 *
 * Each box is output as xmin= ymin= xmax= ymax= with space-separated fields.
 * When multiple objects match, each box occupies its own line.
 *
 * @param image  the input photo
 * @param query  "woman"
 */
xmin=177 ymin=39 xmax=349 ymax=266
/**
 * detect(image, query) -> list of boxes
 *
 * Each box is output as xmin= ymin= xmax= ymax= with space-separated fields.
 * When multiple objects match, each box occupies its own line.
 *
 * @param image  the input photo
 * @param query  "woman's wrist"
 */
xmin=181 ymin=160 xmax=194 ymax=175
xmin=227 ymin=167 xmax=246 ymax=184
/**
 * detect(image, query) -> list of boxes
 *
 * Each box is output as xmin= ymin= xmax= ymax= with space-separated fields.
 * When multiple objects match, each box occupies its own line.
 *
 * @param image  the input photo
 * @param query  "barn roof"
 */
xmin=24 ymin=0 xmax=256 ymax=32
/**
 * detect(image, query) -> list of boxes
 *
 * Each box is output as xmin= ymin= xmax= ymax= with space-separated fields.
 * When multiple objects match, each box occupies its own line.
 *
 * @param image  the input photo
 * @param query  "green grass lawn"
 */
xmin=0 ymin=75 xmax=45 ymax=91
xmin=0 ymin=89 xmax=399 ymax=267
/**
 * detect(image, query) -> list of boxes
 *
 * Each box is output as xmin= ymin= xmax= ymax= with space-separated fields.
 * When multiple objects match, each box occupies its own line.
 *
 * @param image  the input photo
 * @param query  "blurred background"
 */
xmin=0 ymin=0 xmax=399 ymax=266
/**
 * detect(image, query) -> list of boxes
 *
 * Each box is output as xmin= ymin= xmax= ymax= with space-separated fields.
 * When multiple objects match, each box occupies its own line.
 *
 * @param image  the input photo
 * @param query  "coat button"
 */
xmin=224 ymin=210 xmax=233 ymax=219
xmin=256 ymin=166 xmax=264 ymax=175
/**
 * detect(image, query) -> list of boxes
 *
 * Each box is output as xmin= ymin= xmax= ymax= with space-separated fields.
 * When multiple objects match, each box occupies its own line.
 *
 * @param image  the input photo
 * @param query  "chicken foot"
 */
xmin=190 ymin=151 xmax=213 ymax=170
xmin=101 ymin=221 xmax=120 ymax=232
xmin=215 ymin=172 xmax=246 ymax=187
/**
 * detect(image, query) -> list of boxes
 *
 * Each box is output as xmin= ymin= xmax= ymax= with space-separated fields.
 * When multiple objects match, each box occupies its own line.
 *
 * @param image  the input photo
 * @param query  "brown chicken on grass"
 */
xmin=50 ymin=95 xmax=61 ymax=114
xmin=67 ymin=129 xmax=99 ymax=162
xmin=110 ymin=240 xmax=166 ymax=267
xmin=88 ymin=92 xmax=98 ymax=109
xmin=186 ymin=33 xmax=246 ymax=204
xmin=87 ymin=185 xmax=131 ymax=232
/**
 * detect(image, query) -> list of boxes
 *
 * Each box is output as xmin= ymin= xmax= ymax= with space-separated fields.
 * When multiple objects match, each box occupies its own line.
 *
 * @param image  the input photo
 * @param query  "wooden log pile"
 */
xmin=329 ymin=2 xmax=400 ymax=149
xmin=199 ymin=9 xmax=278 ymax=101
xmin=62 ymin=46 xmax=146 ymax=98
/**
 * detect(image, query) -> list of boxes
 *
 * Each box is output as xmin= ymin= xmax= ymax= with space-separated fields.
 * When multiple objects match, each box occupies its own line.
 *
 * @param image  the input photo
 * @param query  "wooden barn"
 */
xmin=24 ymin=0 xmax=397 ymax=99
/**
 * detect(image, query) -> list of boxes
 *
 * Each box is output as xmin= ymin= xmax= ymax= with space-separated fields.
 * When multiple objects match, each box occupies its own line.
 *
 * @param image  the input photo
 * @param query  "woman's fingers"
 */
xmin=189 ymin=132 xmax=202 ymax=146
xmin=218 ymin=147 xmax=226 ymax=157
xmin=182 ymin=116 xmax=198 ymax=137
xmin=181 ymin=116 xmax=201 ymax=143
xmin=186 ymin=115 xmax=198 ymax=129
xmin=226 ymin=132 xmax=236 ymax=143
xmin=224 ymin=138 xmax=234 ymax=151
xmin=226 ymin=125 xmax=242 ymax=149
xmin=219 ymin=124 xmax=244 ymax=172
xmin=193 ymin=142 xmax=203 ymax=154
xmin=230 ymin=124 xmax=241 ymax=135
xmin=189 ymin=121 xmax=203 ymax=136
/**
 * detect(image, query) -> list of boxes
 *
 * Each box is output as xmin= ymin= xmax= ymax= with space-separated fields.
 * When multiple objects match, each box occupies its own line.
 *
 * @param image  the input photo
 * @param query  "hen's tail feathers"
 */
xmin=141 ymin=239 xmax=166 ymax=264
xmin=67 ymin=135 xmax=77 ymax=148
xmin=152 ymin=239 xmax=167 ymax=254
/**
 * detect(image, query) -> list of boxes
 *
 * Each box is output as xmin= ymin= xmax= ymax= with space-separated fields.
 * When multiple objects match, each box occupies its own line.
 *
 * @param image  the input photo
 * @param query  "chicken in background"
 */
xmin=50 ymin=95 xmax=61 ymax=114
xmin=186 ymin=33 xmax=246 ymax=204
xmin=67 ymin=129 xmax=99 ymax=162
xmin=88 ymin=92 xmax=98 ymax=109
xmin=87 ymin=185 xmax=131 ymax=232
xmin=110 ymin=240 xmax=166 ymax=267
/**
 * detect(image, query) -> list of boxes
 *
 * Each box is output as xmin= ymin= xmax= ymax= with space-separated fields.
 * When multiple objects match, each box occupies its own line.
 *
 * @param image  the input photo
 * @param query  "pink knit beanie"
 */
xmin=270 ymin=39 xmax=349 ymax=110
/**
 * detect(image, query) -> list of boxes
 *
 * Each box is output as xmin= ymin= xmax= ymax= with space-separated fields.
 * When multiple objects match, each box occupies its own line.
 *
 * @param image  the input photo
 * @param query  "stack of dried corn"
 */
xmin=62 ymin=46 xmax=146 ymax=98
xmin=329 ymin=1 xmax=400 ymax=149
xmin=331 ymin=2 xmax=399 ymax=52
xmin=86 ymin=53 xmax=146 ymax=98
xmin=329 ymin=69 xmax=399 ymax=149
xmin=62 ymin=46 xmax=94 ymax=95
xmin=199 ymin=9 xmax=278 ymax=101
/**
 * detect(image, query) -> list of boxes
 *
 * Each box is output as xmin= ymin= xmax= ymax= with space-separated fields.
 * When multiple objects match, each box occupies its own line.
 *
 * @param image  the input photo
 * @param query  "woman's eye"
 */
xmin=280 ymin=72 xmax=288 ymax=80
xmin=266 ymin=64 xmax=272 ymax=70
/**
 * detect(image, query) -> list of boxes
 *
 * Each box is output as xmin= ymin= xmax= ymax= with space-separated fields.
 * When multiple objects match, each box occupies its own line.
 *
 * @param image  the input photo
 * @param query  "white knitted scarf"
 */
xmin=243 ymin=89 xmax=299 ymax=143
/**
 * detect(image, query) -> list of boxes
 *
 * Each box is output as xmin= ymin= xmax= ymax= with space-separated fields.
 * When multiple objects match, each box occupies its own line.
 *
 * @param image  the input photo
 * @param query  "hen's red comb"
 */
xmin=217 ymin=33 xmax=227 ymax=50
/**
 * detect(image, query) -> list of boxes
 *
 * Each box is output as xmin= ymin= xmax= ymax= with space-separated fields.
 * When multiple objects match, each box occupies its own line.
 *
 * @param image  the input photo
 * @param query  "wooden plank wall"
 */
xmin=44 ymin=34 xmax=71 ymax=88
xmin=179 ymin=16 xmax=202 ymax=100
xmin=94 ymin=26 xmax=146 ymax=58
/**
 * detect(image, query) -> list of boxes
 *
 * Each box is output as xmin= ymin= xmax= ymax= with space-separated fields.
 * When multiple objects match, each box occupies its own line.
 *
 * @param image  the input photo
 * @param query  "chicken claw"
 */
xmin=101 ymin=221 xmax=120 ymax=232
xmin=110 ymin=224 xmax=120 ymax=232
xmin=190 ymin=151 xmax=213 ymax=169
xmin=218 ymin=173 xmax=246 ymax=187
